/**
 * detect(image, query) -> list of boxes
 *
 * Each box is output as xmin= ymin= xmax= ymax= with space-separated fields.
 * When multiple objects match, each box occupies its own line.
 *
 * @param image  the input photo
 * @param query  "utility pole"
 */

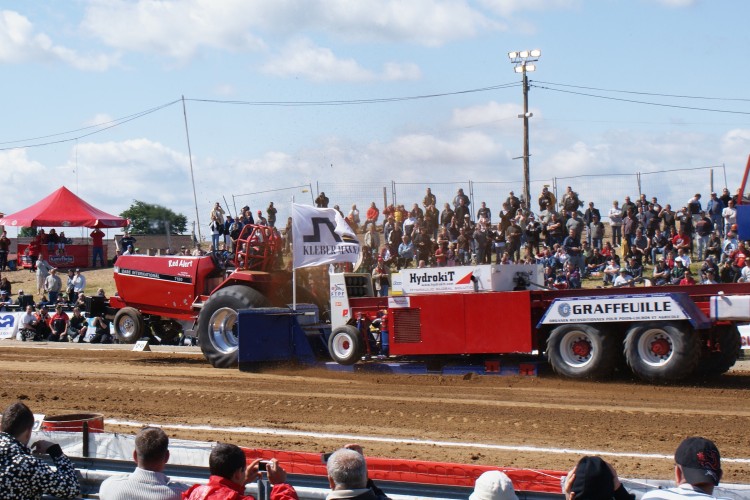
xmin=508 ymin=50 xmax=541 ymax=211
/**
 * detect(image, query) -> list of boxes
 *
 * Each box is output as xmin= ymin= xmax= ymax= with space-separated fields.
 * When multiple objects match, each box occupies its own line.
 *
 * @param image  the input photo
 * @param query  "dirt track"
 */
xmin=1 ymin=343 xmax=749 ymax=484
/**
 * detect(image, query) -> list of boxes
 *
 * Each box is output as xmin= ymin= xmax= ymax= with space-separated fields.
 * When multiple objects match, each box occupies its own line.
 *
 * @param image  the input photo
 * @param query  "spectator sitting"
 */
xmin=680 ymin=270 xmax=696 ymax=286
xmin=99 ymin=426 xmax=187 ymax=500
xmin=34 ymin=305 xmax=52 ymax=341
xmin=18 ymin=305 xmax=37 ymax=341
xmin=0 ymin=290 xmax=11 ymax=310
xmin=326 ymin=446 xmax=389 ymax=500
xmin=651 ymin=259 xmax=671 ymax=286
xmin=48 ymin=304 xmax=70 ymax=342
xmin=470 ymin=470 xmax=517 ymax=500
xmin=183 ymin=443 xmax=298 ymax=500
xmin=562 ymin=456 xmax=633 ymax=500
xmin=0 ymin=401 xmax=80 ymax=499
xmin=90 ymin=312 xmax=112 ymax=344
xmin=701 ymin=268 xmax=719 ymax=285
xmin=68 ymin=307 xmax=88 ymax=343
xmin=613 ymin=268 xmax=635 ymax=288
xmin=641 ymin=437 xmax=722 ymax=499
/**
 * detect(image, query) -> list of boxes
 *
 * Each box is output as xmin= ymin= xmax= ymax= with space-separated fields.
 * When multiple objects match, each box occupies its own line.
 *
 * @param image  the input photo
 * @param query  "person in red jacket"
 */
xmin=183 ymin=443 xmax=298 ymax=500
xmin=362 ymin=202 xmax=380 ymax=234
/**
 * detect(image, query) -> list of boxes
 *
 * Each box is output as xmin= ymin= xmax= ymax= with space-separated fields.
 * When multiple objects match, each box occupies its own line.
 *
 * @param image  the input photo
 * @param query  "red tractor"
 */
xmin=110 ymin=224 xmax=317 ymax=368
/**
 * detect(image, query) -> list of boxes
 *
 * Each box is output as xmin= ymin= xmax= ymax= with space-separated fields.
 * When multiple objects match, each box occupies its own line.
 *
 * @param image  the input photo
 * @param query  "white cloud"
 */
xmin=261 ymin=38 xmax=420 ymax=83
xmin=81 ymin=0 xmax=266 ymax=61
xmin=648 ymin=0 xmax=697 ymax=7
xmin=84 ymin=114 xmax=114 ymax=127
xmin=451 ymin=101 xmax=526 ymax=132
xmin=0 ymin=10 xmax=118 ymax=70
xmin=81 ymin=0 xmax=499 ymax=62
xmin=479 ymin=0 xmax=579 ymax=17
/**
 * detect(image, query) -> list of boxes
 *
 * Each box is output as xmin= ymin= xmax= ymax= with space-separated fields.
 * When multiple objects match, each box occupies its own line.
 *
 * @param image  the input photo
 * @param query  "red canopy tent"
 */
xmin=0 ymin=186 xmax=128 ymax=229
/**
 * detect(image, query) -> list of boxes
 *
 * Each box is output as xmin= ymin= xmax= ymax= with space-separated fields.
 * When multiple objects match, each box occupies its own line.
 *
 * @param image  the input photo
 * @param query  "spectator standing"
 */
xmin=0 ymin=231 xmax=10 ymax=271
xmin=71 ymin=268 xmax=86 ymax=303
xmin=722 ymin=200 xmax=736 ymax=237
xmin=315 ymin=192 xmax=329 ymax=208
xmin=706 ymin=192 xmax=724 ymax=236
xmin=440 ymin=203 xmax=454 ymax=228
xmin=0 ymin=401 xmax=80 ymax=499
xmin=583 ymin=202 xmax=601 ymax=246
xmin=687 ymin=193 xmax=702 ymax=218
xmin=266 ymin=202 xmax=277 ymax=228
xmin=477 ymin=201 xmax=492 ymax=223
xmin=184 ymin=443 xmax=298 ymax=500
xmin=363 ymin=203 xmax=380 ymax=234
xmin=44 ymin=268 xmax=62 ymax=304
xmin=90 ymin=228 xmax=106 ymax=267
xmin=694 ymin=212 xmax=713 ymax=260
xmin=121 ymin=232 xmax=137 ymax=254
xmin=453 ymin=188 xmax=470 ymax=209
xmin=641 ymin=437 xmax=723 ymax=499
xmin=35 ymin=256 xmax=53 ymax=298
xmin=372 ymin=259 xmax=390 ymax=297
xmin=99 ymin=427 xmax=186 ymax=500
xmin=422 ymin=188 xmax=437 ymax=209
xmin=538 ymin=186 xmax=556 ymax=212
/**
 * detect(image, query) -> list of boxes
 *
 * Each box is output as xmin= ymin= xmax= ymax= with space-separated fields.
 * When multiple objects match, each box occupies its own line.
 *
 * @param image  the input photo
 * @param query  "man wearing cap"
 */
xmin=0 ymin=290 xmax=11 ymax=310
xmin=613 ymin=268 xmax=634 ymax=288
xmin=642 ymin=437 xmax=724 ymax=499
xmin=562 ymin=456 xmax=633 ymax=500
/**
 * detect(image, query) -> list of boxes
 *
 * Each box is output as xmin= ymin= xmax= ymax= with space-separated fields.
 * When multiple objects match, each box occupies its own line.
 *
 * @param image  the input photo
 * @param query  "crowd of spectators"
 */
xmin=329 ymin=185 xmax=750 ymax=292
xmin=0 ymin=401 xmax=730 ymax=500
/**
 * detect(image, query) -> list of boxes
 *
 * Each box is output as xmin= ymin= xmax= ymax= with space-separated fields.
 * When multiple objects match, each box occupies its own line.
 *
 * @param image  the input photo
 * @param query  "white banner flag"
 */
xmin=292 ymin=204 xmax=360 ymax=269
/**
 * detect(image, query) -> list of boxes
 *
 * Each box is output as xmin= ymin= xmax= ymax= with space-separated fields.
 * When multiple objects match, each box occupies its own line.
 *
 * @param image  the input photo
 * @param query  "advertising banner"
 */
xmin=540 ymin=294 xmax=689 ymax=325
xmin=0 ymin=312 xmax=21 ymax=339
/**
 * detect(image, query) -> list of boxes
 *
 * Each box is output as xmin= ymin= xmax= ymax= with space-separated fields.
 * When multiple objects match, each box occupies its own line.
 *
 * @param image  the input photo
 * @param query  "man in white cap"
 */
xmin=470 ymin=471 xmax=518 ymax=500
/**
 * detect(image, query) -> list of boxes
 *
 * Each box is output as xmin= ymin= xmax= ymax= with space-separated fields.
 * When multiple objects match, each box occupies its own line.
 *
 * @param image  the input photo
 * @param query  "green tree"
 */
xmin=120 ymin=200 xmax=188 ymax=235
xmin=18 ymin=227 xmax=37 ymax=237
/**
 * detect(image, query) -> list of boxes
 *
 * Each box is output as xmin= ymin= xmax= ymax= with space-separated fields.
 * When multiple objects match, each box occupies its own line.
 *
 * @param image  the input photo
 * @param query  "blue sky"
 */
xmin=1 ymin=0 xmax=749 ymax=238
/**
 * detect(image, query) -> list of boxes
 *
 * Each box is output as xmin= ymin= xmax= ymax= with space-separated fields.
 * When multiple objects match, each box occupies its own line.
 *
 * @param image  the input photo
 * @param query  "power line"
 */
xmin=0 ymin=99 xmax=181 ymax=152
xmin=186 ymin=82 xmax=521 ymax=107
xmin=531 ymin=83 xmax=750 ymax=116
xmin=533 ymin=80 xmax=750 ymax=103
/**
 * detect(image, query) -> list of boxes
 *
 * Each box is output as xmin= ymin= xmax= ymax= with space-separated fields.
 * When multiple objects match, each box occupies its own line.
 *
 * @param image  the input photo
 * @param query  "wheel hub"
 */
xmin=650 ymin=338 xmax=671 ymax=357
xmin=571 ymin=339 xmax=592 ymax=358
xmin=207 ymin=307 xmax=238 ymax=354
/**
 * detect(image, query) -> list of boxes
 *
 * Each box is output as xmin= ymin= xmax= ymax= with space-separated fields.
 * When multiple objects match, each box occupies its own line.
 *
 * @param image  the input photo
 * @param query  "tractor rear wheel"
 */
xmin=197 ymin=286 xmax=268 ymax=368
xmin=546 ymin=324 xmax=618 ymax=379
xmin=113 ymin=307 xmax=145 ymax=344
xmin=328 ymin=325 xmax=364 ymax=365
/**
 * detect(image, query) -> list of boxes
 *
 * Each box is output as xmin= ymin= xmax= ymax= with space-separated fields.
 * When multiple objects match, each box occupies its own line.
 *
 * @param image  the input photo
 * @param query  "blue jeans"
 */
xmin=92 ymin=246 xmax=105 ymax=267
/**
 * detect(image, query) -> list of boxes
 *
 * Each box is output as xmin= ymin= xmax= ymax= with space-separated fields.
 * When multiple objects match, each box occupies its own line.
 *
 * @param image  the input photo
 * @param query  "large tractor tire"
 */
xmin=197 ymin=286 xmax=269 ymax=368
xmin=113 ymin=307 xmax=145 ymax=344
xmin=696 ymin=325 xmax=742 ymax=378
xmin=624 ymin=322 xmax=701 ymax=382
xmin=546 ymin=324 xmax=619 ymax=379
xmin=328 ymin=325 xmax=364 ymax=365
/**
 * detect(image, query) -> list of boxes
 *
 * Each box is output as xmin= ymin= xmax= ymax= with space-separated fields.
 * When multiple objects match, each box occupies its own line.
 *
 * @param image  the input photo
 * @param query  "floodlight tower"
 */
xmin=508 ymin=49 xmax=541 ymax=211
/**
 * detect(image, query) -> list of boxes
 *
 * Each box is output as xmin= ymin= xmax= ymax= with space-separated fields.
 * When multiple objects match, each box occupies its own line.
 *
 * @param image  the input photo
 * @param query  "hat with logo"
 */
xmin=469 ymin=471 xmax=518 ymax=500
xmin=675 ymin=437 xmax=722 ymax=486
xmin=567 ymin=456 xmax=614 ymax=500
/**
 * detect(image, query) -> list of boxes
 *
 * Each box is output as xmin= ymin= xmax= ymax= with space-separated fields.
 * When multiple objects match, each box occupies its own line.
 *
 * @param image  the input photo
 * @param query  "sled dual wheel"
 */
xmin=328 ymin=325 xmax=364 ymax=366
xmin=197 ymin=286 xmax=269 ymax=368
xmin=546 ymin=324 xmax=619 ymax=379
xmin=624 ymin=322 xmax=700 ymax=382
xmin=113 ymin=307 xmax=145 ymax=343
xmin=695 ymin=325 xmax=742 ymax=378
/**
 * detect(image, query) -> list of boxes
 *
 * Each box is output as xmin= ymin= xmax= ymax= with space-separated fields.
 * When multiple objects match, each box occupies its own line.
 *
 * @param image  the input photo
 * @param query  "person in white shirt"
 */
xmin=721 ymin=199 xmax=736 ymax=236
xmin=642 ymin=437 xmax=726 ymax=499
